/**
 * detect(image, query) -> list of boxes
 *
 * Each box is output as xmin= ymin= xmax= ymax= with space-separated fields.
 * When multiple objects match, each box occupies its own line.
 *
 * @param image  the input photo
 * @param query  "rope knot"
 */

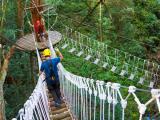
xmin=111 ymin=83 xmax=120 ymax=90
xmin=89 ymin=89 xmax=92 ymax=95
xmin=138 ymin=104 xmax=146 ymax=115
xmin=106 ymin=82 xmax=112 ymax=87
xmin=94 ymin=90 xmax=98 ymax=96
xmin=107 ymin=96 xmax=112 ymax=104
xmin=128 ymin=86 xmax=136 ymax=93
xmin=121 ymin=100 xmax=127 ymax=109
xmin=112 ymin=99 xmax=118 ymax=105
xmin=99 ymin=94 xmax=106 ymax=100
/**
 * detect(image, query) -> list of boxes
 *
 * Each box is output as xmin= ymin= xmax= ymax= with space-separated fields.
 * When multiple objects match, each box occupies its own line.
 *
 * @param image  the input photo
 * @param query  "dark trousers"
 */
xmin=47 ymin=82 xmax=62 ymax=104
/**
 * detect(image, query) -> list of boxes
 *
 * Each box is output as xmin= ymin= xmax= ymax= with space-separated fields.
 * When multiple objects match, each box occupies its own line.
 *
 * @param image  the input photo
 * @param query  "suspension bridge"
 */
xmin=12 ymin=30 xmax=160 ymax=120
xmin=5 ymin=0 xmax=160 ymax=120
xmin=12 ymin=25 xmax=160 ymax=120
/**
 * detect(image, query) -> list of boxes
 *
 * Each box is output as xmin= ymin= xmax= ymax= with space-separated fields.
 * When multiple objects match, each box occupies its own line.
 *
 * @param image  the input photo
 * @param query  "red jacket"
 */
xmin=34 ymin=22 xmax=44 ymax=34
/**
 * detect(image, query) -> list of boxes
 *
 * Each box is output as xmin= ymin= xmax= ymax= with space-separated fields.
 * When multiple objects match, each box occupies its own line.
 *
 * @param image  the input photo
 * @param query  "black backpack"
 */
xmin=49 ymin=60 xmax=55 ymax=80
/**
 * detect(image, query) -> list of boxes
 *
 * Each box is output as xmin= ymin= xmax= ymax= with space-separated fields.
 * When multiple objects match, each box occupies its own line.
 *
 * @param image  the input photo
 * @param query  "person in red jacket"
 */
xmin=29 ymin=18 xmax=48 ymax=42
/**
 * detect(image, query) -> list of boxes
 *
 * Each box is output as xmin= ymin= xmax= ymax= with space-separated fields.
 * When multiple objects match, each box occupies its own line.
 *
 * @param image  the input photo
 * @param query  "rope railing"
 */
xmin=58 ymin=63 xmax=160 ymax=120
xmin=57 ymin=25 xmax=160 ymax=88
xmin=12 ymin=75 xmax=50 ymax=120
xmin=50 ymin=32 xmax=160 ymax=120
xmin=12 ymin=55 xmax=160 ymax=120
xmin=12 ymin=30 xmax=160 ymax=120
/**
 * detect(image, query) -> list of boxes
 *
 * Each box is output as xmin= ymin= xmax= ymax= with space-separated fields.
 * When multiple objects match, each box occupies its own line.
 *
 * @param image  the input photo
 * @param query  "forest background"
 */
xmin=0 ymin=0 xmax=160 ymax=119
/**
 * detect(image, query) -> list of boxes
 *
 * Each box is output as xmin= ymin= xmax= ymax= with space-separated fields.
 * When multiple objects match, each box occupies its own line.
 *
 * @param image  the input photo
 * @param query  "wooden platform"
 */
xmin=16 ymin=31 xmax=62 ymax=51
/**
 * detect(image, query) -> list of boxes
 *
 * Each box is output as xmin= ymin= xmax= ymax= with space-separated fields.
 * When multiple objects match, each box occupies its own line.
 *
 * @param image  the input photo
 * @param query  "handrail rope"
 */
xmin=59 ymin=39 xmax=152 ymax=91
xmin=59 ymin=65 xmax=160 ymax=120
xmin=45 ymin=13 xmax=159 ymax=118
xmin=59 ymin=35 xmax=158 ymax=88
xmin=59 ymin=27 xmax=160 ymax=85
xmin=45 ymin=14 xmax=58 ymax=30
xmin=62 ymin=25 xmax=160 ymax=73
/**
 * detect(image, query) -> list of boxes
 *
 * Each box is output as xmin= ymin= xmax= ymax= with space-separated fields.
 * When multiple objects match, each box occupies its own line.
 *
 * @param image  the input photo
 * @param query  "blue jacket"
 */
xmin=40 ymin=57 xmax=60 ymax=85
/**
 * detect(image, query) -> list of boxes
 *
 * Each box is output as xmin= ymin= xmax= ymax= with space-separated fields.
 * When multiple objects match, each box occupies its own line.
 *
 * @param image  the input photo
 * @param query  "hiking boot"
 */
xmin=58 ymin=100 xmax=62 ymax=104
xmin=53 ymin=102 xmax=61 ymax=108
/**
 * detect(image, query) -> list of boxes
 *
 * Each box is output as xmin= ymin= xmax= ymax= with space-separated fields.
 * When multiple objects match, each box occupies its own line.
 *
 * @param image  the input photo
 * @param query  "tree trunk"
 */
xmin=0 ymin=76 xmax=6 ymax=120
xmin=30 ymin=0 xmax=44 ymax=24
xmin=30 ymin=52 xmax=35 ymax=85
xmin=17 ymin=0 xmax=24 ymax=37
xmin=0 ymin=46 xmax=15 ymax=120
xmin=0 ymin=43 xmax=2 ymax=69
xmin=0 ymin=61 xmax=7 ymax=120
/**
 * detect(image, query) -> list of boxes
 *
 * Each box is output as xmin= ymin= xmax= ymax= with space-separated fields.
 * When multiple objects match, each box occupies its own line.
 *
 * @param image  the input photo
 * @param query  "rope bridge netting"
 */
xmin=54 ymin=25 xmax=160 ymax=89
xmin=12 ymin=26 xmax=160 ymax=119
xmin=12 ymin=50 xmax=160 ymax=120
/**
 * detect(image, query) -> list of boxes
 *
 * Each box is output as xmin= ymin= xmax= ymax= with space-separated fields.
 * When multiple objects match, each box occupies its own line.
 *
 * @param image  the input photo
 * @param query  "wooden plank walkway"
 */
xmin=16 ymin=31 xmax=62 ymax=51
xmin=48 ymin=93 xmax=73 ymax=120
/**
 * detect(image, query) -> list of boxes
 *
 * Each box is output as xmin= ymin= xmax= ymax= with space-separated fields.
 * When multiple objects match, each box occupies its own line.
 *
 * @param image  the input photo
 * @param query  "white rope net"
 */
xmin=12 ymin=31 xmax=160 ymax=120
xmin=56 ymin=25 xmax=160 ymax=88
xmin=58 ymin=63 xmax=160 ymax=120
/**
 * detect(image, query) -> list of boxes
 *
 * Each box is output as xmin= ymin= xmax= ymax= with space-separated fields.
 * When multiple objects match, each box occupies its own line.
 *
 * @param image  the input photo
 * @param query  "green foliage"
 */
xmin=4 ymin=51 xmax=34 ymax=119
xmin=4 ymin=84 xmax=34 ymax=119
xmin=45 ymin=0 xmax=63 ymax=6
xmin=133 ymin=0 xmax=160 ymax=41
xmin=120 ymin=40 xmax=146 ymax=57
xmin=102 ymin=17 xmax=117 ymax=41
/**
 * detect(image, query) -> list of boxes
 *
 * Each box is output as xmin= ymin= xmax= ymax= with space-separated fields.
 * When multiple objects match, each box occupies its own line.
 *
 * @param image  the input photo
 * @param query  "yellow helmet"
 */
xmin=43 ymin=48 xmax=51 ymax=57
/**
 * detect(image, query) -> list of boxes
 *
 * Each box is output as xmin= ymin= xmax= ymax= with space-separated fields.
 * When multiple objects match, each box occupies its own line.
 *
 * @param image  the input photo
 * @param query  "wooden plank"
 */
xmin=52 ymin=108 xmax=68 ymax=114
xmin=51 ymin=103 xmax=66 ymax=111
xmin=50 ymin=111 xmax=70 ymax=120
xmin=61 ymin=117 xmax=72 ymax=120
xmin=48 ymin=88 xmax=73 ymax=120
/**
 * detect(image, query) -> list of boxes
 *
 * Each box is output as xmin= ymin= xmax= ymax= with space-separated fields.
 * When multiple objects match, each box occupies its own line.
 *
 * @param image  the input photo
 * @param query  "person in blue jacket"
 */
xmin=40 ymin=48 xmax=63 ymax=107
